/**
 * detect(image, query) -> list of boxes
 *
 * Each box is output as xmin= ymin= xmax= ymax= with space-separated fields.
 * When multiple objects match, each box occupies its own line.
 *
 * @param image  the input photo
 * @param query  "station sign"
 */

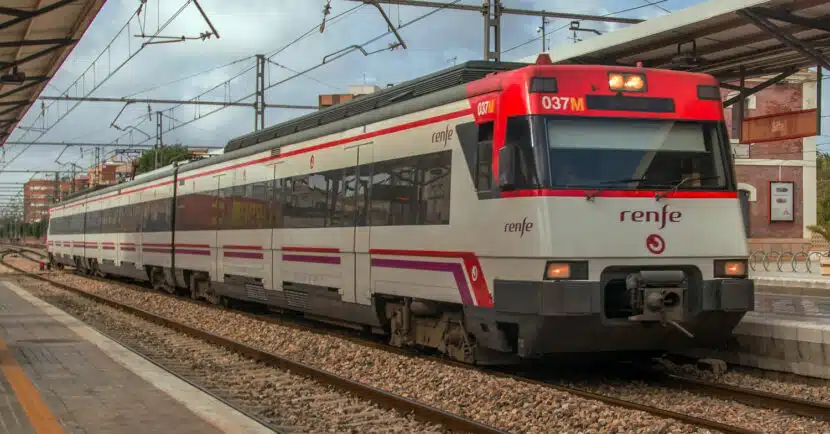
xmin=769 ymin=181 xmax=795 ymax=223
xmin=740 ymin=108 xmax=817 ymax=144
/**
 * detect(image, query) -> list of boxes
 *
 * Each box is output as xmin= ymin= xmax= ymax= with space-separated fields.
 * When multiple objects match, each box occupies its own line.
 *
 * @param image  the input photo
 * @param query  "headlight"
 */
xmin=542 ymin=261 xmax=589 ymax=280
xmin=609 ymin=72 xmax=646 ymax=92
xmin=544 ymin=263 xmax=571 ymax=279
xmin=714 ymin=259 xmax=748 ymax=278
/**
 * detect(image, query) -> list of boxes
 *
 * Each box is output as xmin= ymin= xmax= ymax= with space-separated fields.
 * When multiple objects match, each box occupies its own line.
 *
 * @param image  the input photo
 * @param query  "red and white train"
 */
xmin=48 ymin=55 xmax=754 ymax=364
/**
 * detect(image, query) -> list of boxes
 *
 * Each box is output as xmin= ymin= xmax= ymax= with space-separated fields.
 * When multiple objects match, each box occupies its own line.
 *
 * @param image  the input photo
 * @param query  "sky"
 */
xmin=0 ymin=0 xmax=828 ymax=199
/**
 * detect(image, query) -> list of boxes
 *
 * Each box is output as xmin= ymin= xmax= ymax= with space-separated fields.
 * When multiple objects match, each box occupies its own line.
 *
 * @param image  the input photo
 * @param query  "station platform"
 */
xmin=0 ymin=279 xmax=272 ymax=434
xmin=681 ymin=272 xmax=830 ymax=378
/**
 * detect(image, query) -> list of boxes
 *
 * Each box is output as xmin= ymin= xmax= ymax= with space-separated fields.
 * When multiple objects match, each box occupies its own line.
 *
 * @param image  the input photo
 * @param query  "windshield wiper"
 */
xmin=585 ymin=178 xmax=646 ymax=201
xmin=654 ymin=175 xmax=719 ymax=201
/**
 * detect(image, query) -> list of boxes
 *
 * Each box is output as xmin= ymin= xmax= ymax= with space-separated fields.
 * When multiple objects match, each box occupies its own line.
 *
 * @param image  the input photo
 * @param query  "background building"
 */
xmin=23 ymin=176 xmax=90 ymax=223
xmin=318 ymin=85 xmax=381 ymax=109
xmin=722 ymin=69 xmax=819 ymax=253
xmin=23 ymin=179 xmax=58 ymax=223
xmin=88 ymin=161 xmax=129 ymax=187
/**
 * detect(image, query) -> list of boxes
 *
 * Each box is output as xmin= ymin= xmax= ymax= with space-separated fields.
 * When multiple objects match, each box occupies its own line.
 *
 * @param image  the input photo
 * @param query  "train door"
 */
xmin=267 ymin=162 xmax=283 ymax=292
xmin=212 ymin=173 xmax=229 ymax=283
xmin=347 ymin=140 xmax=374 ymax=306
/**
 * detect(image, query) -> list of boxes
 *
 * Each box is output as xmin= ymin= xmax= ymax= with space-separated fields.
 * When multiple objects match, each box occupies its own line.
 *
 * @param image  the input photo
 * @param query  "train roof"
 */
xmin=52 ymin=59 xmax=721 ymax=211
xmin=223 ymin=60 xmax=526 ymax=153
xmin=51 ymin=60 xmax=526 ymax=211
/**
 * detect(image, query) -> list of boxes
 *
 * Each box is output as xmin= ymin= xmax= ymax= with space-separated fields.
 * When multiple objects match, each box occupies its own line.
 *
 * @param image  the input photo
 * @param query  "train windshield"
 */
xmin=543 ymin=117 xmax=729 ymax=190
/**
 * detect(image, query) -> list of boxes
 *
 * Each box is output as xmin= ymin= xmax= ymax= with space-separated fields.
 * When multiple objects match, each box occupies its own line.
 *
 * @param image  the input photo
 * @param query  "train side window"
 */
xmin=321 ymin=169 xmax=348 ymax=227
xmin=271 ymin=178 xmax=284 ymax=229
xmin=476 ymin=122 xmax=494 ymax=191
xmin=505 ymin=116 xmax=539 ymax=188
xmin=356 ymin=164 xmax=372 ymax=226
xmin=369 ymin=150 xmax=451 ymax=226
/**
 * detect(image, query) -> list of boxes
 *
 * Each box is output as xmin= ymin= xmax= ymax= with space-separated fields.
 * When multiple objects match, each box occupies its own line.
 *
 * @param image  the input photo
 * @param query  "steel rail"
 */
xmin=660 ymin=373 xmax=830 ymax=421
xmin=0 ymin=251 xmax=507 ymax=434
xmin=6 ymin=248 xmax=761 ymax=434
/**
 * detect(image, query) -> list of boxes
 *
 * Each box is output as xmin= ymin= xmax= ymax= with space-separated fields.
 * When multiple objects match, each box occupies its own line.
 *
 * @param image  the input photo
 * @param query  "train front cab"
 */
xmin=461 ymin=63 xmax=755 ymax=361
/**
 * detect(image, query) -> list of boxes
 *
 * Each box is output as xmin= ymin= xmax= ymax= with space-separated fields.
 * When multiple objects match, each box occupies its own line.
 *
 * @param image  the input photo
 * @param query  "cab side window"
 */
xmin=505 ymin=116 xmax=539 ymax=189
xmin=476 ymin=122 xmax=494 ymax=191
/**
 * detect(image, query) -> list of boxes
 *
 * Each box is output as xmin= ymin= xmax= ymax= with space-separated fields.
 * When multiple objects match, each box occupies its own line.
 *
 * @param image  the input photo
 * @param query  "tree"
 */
xmin=135 ymin=145 xmax=193 ymax=175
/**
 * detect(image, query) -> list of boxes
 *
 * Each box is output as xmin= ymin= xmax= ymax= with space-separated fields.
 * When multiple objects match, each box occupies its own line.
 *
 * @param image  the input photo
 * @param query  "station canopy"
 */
xmin=0 ymin=0 xmax=106 ymax=147
xmin=520 ymin=0 xmax=829 ymax=103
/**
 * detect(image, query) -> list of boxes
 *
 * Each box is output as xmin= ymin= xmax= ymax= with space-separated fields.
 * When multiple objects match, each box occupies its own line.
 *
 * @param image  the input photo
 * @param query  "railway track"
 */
xmin=657 ymin=373 xmax=830 ymax=421
xmin=0 ymin=250 xmax=505 ymax=434
xmin=6 ymin=249 xmax=830 ymax=433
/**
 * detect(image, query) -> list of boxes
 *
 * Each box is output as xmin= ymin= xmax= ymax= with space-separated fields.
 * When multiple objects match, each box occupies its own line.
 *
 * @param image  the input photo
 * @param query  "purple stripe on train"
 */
xmin=225 ymin=251 xmax=264 ymax=259
xmin=370 ymin=258 xmax=473 ymax=305
xmin=282 ymin=254 xmax=341 ymax=265
xmin=175 ymin=249 xmax=211 ymax=256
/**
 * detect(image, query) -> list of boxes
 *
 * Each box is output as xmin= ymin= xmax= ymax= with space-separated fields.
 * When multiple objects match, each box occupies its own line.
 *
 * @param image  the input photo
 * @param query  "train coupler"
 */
xmin=625 ymin=270 xmax=694 ymax=338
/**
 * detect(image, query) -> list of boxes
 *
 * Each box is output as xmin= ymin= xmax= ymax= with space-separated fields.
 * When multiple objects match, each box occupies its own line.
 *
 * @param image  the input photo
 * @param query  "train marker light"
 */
xmin=714 ymin=259 xmax=748 ymax=278
xmin=609 ymin=72 xmax=646 ymax=92
xmin=544 ymin=263 xmax=571 ymax=280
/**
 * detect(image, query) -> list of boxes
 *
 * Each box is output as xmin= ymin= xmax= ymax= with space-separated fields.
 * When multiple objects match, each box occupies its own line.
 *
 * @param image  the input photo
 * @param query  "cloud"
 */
xmin=3 ymin=0 xmax=698 ymax=187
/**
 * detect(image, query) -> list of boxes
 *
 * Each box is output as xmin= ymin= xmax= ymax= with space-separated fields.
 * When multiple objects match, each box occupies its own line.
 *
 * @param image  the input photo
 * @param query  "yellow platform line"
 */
xmin=0 ymin=338 xmax=65 ymax=434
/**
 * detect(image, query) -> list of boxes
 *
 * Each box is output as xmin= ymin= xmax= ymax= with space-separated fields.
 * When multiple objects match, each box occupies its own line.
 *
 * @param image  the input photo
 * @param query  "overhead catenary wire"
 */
xmin=267 ymin=2 xmax=367 ymax=60
xmin=502 ymin=0 xmax=668 ymax=56
xmin=123 ymin=55 xmax=256 ymax=98
xmin=114 ymin=0 xmax=465 ymax=152
xmin=49 ymin=1 xmax=370 ymax=167
xmin=1 ymin=1 xmax=200 ymax=173
xmin=101 ymin=0 xmax=461 ymax=156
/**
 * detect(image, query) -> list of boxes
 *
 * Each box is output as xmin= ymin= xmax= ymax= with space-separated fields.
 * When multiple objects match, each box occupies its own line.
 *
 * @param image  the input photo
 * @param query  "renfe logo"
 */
xmin=620 ymin=204 xmax=682 ymax=230
xmin=505 ymin=217 xmax=534 ymax=238
xmin=431 ymin=125 xmax=454 ymax=146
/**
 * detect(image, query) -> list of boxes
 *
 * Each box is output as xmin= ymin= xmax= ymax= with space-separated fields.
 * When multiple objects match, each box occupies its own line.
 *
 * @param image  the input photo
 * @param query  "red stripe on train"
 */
xmin=51 ymin=108 xmax=473 ymax=210
xmin=282 ymin=246 xmax=340 ymax=253
xmin=501 ymin=189 xmax=738 ymax=199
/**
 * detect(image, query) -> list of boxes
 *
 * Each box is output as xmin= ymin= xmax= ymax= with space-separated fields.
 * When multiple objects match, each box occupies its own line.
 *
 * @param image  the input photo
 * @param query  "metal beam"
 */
xmin=737 ymin=8 xmax=830 ymax=71
xmin=0 ymin=76 xmax=48 ymax=99
xmin=0 ymin=0 xmax=79 ymax=32
xmin=722 ymin=67 xmax=798 ymax=107
xmin=0 ymin=170 xmax=69 ymax=173
xmin=37 ymin=95 xmax=318 ymax=110
xmin=0 ymin=40 xmax=76 ymax=69
xmin=747 ymin=7 xmax=830 ymax=33
xmin=0 ymin=7 xmax=35 ymax=18
xmin=0 ymin=100 xmax=27 ymax=106
xmin=350 ymin=0 xmax=643 ymax=24
xmin=0 ymin=104 xmax=24 ymax=118
xmin=3 ymin=141 xmax=224 ymax=149
xmin=0 ymin=38 xmax=77 ymax=48
xmin=689 ymin=35 xmax=830 ymax=75
xmin=652 ymin=16 xmax=830 ymax=68
xmin=719 ymin=82 xmax=743 ymax=91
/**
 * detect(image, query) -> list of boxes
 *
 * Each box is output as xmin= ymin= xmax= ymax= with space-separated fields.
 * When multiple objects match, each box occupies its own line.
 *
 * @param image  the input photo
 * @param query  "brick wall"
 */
xmin=721 ymin=73 xmax=815 ymax=249
xmin=735 ymin=165 xmax=803 ymax=239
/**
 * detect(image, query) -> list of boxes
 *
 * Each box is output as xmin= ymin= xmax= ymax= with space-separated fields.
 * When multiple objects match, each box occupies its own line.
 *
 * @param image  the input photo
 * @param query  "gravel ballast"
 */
xmin=7 ymin=254 xmax=830 ymax=433
xmin=0 ymin=262 xmax=445 ymax=433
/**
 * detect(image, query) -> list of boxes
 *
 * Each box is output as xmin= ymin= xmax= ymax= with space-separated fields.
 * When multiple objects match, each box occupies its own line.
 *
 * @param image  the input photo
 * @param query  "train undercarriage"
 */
xmin=48 ymin=253 xmax=751 ymax=366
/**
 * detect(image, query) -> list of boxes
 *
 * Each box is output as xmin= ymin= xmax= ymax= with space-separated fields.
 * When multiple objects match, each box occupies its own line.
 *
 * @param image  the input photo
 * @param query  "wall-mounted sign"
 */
xmin=741 ymin=109 xmax=817 ymax=144
xmin=731 ymin=142 xmax=750 ymax=159
xmin=769 ymin=181 xmax=795 ymax=222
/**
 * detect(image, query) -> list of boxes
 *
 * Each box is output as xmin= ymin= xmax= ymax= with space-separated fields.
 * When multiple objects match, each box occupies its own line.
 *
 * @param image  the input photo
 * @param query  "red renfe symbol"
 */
xmin=646 ymin=234 xmax=666 ymax=255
